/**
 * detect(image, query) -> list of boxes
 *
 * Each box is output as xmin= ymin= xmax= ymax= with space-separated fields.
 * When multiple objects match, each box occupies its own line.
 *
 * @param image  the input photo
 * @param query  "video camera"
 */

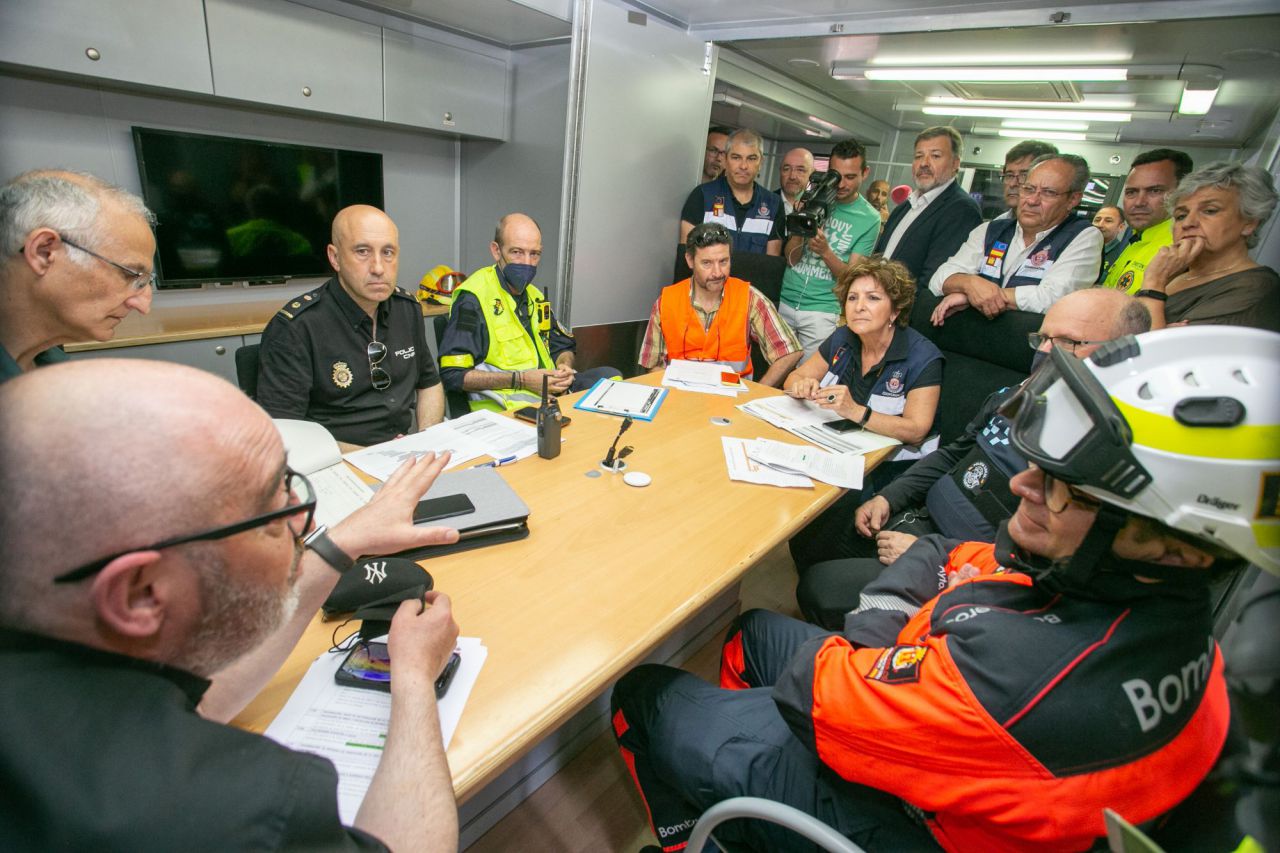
xmin=784 ymin=170 xmax=840 ymax=238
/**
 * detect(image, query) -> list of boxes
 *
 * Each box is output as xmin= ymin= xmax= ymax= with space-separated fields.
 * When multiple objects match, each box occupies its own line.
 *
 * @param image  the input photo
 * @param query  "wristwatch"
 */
xmin=304 ymin=524 xmax=356 ymax=573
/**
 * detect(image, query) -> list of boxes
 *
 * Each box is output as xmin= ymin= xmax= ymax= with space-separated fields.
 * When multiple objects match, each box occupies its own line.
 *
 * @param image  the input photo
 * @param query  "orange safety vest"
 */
xmin=658 ymin=277 xmax=754 ymax=378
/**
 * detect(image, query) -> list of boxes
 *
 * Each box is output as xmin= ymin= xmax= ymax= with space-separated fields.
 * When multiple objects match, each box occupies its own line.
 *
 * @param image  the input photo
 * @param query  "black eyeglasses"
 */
xmin=57 ymin=234 xmax=156 ymax=291
xmin=1018 ymin=184 xmax=1069 ymax=202
xmin=1027 ymin=332 xmax=1105 ymax=355
xmin=1000 ymin=169 xmax=1031 ymax=184
xmin=53 ymin=469 xmax=317 ymax=584
xmin=367 ymin=340 xmax=391 ymax=390
xmin=1043 ymin=471 xmax=1103 ymax=514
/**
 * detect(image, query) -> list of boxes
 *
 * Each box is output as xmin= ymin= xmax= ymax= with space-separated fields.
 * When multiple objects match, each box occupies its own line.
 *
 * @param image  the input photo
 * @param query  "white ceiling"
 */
xmin=717 ymin=16 xmax=1280 ymax=148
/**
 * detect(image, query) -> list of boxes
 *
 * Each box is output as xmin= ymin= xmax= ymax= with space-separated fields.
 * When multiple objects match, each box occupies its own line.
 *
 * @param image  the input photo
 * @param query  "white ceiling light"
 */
xmin=997 ymin=129 xmax=1087 ymax=141
xmin=1178 ymin=80 xmax=1220 ymax=115
xmin=922 ymin=106 xmax=1131 ymax=122
xmin=868 ymin=51 xmax=1133 ymax=66
xmin=836 ymin=66 xmax=1128 ymax=82
xmin=1001 ymin=119 xmax=1090 ymax=131
xmin=926 ymin=95 xmax=1136 ymax=110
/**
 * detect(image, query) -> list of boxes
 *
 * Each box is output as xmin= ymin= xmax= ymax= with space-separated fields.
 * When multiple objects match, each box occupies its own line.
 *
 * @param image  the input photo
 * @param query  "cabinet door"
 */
xmin=205 ymin=0 xmax=383 ymax=121
xmin=384 ymin=30 xmax=509 ymax=140
xmin=0 ymin=0 xmax=212 ymax=93
xmin=69 ymin=336 xmax=241 ymax=386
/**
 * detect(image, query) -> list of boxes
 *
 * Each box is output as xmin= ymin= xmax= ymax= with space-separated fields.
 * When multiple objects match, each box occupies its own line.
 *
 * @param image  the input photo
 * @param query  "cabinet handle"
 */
xmin=215 ymin=346 xmax=227 ymax=355
xmin=85 ymin=48 xmax=101 ymax=61
xmin=302 ymin=86 xmax=313 ymax=97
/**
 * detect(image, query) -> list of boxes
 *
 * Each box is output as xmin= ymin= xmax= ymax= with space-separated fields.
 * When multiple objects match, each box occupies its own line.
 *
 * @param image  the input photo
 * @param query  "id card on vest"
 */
xmin=1014 ymin=248 xmax=1056 ymax=281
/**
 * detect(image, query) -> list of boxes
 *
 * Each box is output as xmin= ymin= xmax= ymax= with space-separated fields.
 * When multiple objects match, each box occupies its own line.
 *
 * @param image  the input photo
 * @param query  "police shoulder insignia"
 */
xmin=556 ymin=319 xmax=574 ymax=338
xmin=866 ymin=644 xmax=928 ymax=684
xmin=332 ymin=361 xmax=354 ymax=389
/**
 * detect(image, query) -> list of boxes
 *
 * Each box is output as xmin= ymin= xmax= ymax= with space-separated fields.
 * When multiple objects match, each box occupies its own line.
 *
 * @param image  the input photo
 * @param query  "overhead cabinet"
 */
xmin=205 ymin=0 xmax=384 ymax=121
xmin=384 ymin=30 xmax=509 ymax=140
xmin=0 ymin=0 xmax=214 ymax=93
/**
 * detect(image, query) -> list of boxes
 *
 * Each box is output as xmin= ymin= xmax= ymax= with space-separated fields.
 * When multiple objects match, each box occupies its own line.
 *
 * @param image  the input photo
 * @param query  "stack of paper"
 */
xmin=738 ymin=395 xmax=902 ymax=457
xmin=722 ymin=437 xmax=812 ymax=488
xmin=344 ymin=411 xmax=537 ymax=481
xmin=274 ymin=419 xmax=374 ymax=527
xmin=265 ymin=636 xmax=488 ymax=824
xmin=661 ymin=359 xmax=746 ymax=397
xmin=745 ymin=437 xmax=865 ymax=489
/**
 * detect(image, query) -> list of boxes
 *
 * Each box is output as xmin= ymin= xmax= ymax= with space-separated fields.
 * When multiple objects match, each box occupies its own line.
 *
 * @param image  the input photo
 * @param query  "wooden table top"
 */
xmin=65 ymin=294 xmax=449 ymax=352
xmin=232 ymin=375 xmax=890 ymax=801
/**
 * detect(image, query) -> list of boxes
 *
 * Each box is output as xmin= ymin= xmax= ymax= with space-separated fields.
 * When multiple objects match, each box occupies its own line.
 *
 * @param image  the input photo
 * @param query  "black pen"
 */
xmin=642 ymin=388 xmax=659 ymax=412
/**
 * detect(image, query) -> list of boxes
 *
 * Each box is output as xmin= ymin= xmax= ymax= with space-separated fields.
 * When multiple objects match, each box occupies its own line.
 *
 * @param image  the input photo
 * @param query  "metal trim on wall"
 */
xmin=554 ymin=0 xmax=594 ymax=326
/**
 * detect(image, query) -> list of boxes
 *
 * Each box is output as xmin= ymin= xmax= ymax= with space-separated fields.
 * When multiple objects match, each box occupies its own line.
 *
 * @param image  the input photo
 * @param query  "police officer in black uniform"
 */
xmin=257 ymin=205 xmax=444 ymax=445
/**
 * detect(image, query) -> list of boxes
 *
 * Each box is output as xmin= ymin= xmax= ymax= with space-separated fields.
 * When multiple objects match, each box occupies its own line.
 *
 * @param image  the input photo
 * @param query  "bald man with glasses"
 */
xmin=0 ymin=169 xmax=157 ymax=382
xmin=0 ymin=359 xmax=462 ymax=851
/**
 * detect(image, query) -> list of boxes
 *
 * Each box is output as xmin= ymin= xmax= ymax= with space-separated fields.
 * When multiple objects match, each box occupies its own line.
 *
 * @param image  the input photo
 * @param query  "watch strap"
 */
xmin=1135 ymin=289 xmax=1168 ymax=302
xmin=305 ymin=525 xmax=356 ymax=573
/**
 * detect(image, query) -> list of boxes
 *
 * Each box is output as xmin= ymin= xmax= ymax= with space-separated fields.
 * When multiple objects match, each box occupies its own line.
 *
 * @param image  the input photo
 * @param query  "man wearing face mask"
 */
xmin=791 ymin=288 xmax=1150 ymax=626
xmin=438 ymin=213 xmax=619 ymax=412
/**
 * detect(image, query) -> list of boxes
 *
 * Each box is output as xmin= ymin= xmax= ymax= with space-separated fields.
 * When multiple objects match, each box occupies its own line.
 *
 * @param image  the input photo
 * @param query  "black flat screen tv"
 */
xmin=132 ymin=127 xmax=384 ymax=288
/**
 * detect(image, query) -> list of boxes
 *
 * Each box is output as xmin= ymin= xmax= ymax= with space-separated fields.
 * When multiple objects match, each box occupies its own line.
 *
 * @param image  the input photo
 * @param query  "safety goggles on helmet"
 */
xmin=418 ymin=265 xmax=465 ymax=303
xmin=1001 ymin=327 xmax=1280 ymax=575
xmin=999 ymin=340 xmax=1151 ymax=498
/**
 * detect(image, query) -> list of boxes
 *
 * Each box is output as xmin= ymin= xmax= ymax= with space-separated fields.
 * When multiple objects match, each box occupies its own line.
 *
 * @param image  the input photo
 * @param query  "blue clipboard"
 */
xmin=572 ymin=378 xmax=668 ymax=421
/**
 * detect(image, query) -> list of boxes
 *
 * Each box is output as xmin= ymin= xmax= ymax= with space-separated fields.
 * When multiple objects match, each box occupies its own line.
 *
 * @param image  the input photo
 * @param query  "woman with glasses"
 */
xmin=783 ymin=257 xmax=943 ymax=573
xmin=1137 ymin=161 xmax=1279 ymax=333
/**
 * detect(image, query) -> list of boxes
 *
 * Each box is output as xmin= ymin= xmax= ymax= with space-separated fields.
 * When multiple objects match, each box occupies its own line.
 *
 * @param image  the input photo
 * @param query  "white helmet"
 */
xmin=1002 ymin=326 xmax=1280 ymax=575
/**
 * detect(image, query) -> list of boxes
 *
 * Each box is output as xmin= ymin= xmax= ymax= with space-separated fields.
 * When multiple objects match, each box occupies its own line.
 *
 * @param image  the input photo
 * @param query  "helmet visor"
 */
xmin=1000 ymin=343 xmax=1152 ymax=499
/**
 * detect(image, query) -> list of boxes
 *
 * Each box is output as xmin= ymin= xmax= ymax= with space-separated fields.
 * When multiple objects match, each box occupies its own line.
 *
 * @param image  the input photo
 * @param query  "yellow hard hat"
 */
xmin=418 ymin=265 xmax=466 ymax=305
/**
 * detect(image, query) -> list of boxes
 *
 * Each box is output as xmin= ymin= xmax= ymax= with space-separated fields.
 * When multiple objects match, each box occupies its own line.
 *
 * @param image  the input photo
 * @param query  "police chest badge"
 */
xmin=492 ymin=298 xmax=505 ymax=317
xmin=332 ymin=361 xmax=353 ymax=389
xmin=884 ymin=370 xmax=905 ymax=396
xmin=962 ymin=461 xmax=989 ymax=491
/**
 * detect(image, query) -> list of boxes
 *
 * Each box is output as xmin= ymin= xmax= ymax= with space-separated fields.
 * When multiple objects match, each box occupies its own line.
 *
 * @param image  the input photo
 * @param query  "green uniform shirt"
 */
xmin=0 ymin=344 xmax=69 ymax=384
xmin=780 ymin=195 xmax=881 ymax=314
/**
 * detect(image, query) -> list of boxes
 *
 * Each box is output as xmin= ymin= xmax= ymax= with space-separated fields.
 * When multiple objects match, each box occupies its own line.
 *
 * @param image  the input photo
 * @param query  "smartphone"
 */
xmin=335 ymin=642 xmax=463 ymax=699
xmin=825 ymin=418 xmax=862 ymax=433
xmin=335 ymin=641 xmax=392 ymax=692
xmin=513 ymin=405 xmax=571 ymax=427
xmin=413 ymin=493 xmax=474 ymax=524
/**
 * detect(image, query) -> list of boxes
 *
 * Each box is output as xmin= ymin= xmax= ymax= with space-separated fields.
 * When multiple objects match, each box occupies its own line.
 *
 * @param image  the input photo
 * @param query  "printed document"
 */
xmin=344 ymin=411 xmax=536 ymax=481
xmin=274 ymin=419 xmax=373 ymax=527
xmin=662 ymin=359 xmax=745 ymax=397
xmin=574 ymin=378 xmax=667 ymax=420
xmin=722 ymin=436 xmax=813 ymax=488
xmin=745 ymin=437 xmax=864 ymax=489
xmin=738 ymin=396 xmax=901 ymax=456
xmin=265 ymin=635 xmax=488 ymax=825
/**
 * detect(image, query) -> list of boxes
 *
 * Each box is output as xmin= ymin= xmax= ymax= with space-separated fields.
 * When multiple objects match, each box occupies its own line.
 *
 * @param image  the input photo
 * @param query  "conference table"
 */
xmin=233 ymin=373 xmax=893 ymax=805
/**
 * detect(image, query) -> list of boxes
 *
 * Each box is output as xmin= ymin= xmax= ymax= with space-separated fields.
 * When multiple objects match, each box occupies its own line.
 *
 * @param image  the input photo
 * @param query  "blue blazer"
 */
xmin=873 ymin=181 xmax=982 ymax=291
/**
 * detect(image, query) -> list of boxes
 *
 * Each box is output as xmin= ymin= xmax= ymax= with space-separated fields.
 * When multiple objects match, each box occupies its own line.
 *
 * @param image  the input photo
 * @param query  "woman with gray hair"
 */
xmin=1136 ymin=160 xmax=1278 ymax=331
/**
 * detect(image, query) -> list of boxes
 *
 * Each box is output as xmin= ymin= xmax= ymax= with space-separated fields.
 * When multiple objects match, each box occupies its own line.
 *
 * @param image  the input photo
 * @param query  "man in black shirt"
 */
xmin=0 ymin=359 xmax=462 ymax=851
xmin=679 ymin=129 xmax=784 ymax=256
xmin=257 ymin=205 xmax=444 ymax=444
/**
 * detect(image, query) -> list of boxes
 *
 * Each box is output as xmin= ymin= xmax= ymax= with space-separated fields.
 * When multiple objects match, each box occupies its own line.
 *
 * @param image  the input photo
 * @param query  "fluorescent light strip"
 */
xmin=1178 ymin=85 xmax=1218 ymax=115
xmin=1001 ymin=119 xmax=1090 ymax=131
xmin=863 ymin=67 xmax=1128 ymax=82
xmin=869 ymin=52 xmax=1132 ymax=66
xmin=922 ymin=106 xmax=1131 ymax=122
xmin=997 ymin=129 xmax=1087 ymax=141
xmin=925 ymin=95 xmax=1136 ymax=109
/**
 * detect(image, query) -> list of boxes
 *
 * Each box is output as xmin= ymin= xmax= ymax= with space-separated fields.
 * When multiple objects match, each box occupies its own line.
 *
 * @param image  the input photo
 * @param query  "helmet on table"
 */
xmin=418 ymin=265 xmax=466 ymax=305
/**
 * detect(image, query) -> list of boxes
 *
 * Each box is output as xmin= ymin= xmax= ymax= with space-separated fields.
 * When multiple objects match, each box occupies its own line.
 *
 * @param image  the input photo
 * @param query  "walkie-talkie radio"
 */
xmin=536 ymin=374 xmax=562 ymax=459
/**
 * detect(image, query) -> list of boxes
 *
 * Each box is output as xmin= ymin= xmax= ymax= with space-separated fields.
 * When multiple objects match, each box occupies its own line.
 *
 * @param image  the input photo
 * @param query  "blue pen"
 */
xmin=473 ymin=455 xmax=518 ymax=468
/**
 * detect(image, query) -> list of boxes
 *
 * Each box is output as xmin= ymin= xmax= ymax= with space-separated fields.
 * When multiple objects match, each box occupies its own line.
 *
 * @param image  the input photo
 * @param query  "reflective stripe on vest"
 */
xmin=979 ymin=216 xmax=1096 ymax=287
xmin=452 ymin=265 xmax=554 ymax=412
xmin=658 ymin=277 xmax=754 ymax=378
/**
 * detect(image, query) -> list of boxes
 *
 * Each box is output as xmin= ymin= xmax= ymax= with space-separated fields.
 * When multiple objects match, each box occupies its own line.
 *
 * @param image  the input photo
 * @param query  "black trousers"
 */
xmin=610 ymin=610 xmax=938 ymax=852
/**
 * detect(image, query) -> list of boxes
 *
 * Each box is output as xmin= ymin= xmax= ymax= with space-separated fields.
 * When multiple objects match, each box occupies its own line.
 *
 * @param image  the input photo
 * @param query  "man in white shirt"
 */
xmin=929 ymin=154 xmax=1102 ymax=324
xmin=776 ymin=147 xmax=814 ymax=220
xmin=872 ymin=127 xmax=982 ymax=290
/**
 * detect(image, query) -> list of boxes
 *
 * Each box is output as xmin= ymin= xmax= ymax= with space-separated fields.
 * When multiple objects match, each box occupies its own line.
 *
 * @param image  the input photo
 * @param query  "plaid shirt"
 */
xmin=638 ymin=283 xmax=801 ymax=372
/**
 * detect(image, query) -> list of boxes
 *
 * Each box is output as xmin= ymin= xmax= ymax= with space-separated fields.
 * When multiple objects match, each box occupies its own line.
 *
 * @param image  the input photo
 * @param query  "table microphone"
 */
xmin=536 ymin=374 xmax=562 ymax=459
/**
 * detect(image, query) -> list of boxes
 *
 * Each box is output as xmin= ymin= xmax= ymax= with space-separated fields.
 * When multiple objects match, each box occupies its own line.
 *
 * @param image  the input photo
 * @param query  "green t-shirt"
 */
xmin=780 ymin=194 xmax=881 ymax=313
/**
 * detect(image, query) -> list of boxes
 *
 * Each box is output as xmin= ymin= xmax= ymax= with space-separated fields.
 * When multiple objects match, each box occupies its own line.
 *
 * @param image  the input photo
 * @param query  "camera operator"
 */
xmin=779 ymin=139 xmax=882 ymax=357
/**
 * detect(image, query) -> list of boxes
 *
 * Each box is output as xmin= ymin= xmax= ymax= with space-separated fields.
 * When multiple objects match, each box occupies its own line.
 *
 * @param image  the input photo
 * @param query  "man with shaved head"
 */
xmin=0 ymin=169 xmax=156 ymax=381
xmin=257 ymin=204 xmax=445 ymax=444
xmin=438 ymin=212 xmax=618 ymax=411
xmin=0 ymin=359 xmax=461 ymax=849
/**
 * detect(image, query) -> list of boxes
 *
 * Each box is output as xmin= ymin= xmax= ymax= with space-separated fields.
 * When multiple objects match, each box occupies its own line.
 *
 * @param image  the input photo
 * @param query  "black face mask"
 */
xmin=499 ymin=261 xmax=538 ymax=293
